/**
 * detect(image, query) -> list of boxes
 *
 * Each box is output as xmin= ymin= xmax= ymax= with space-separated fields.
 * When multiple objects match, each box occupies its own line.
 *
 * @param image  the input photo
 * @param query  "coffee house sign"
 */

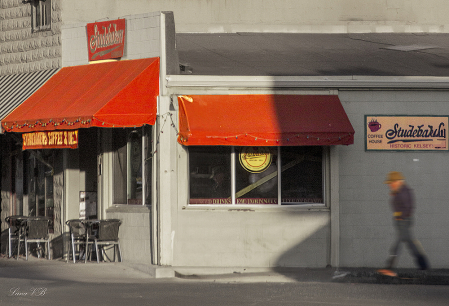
xmin=365 ymin=115 xmax=448 ymax=151
xmin=86 ymin=19 xmax=126 ymax=61
xmin=22 ymin=130 xmax=79 ymax=150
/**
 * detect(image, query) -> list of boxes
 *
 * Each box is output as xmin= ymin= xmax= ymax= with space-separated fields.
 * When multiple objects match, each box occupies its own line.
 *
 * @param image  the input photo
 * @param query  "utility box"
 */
xmin=79 ymin=191 xmax=97 ymax=220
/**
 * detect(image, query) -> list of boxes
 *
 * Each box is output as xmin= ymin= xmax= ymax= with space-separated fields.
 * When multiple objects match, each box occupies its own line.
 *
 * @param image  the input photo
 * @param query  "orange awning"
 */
xmin=178 ymin=95 xmax=354 ymax=146
xmin=2 ymin=58 xmax=159 ymax=132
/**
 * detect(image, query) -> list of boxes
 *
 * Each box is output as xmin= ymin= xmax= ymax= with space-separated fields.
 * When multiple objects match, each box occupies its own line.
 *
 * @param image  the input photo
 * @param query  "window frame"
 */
xmin=31 ymin=0 xmax=52 ymax=32
xmin=112 ymin=126 xmax=151 ymax=206
xmin=187 ymin=146 xmax=329 ymax=207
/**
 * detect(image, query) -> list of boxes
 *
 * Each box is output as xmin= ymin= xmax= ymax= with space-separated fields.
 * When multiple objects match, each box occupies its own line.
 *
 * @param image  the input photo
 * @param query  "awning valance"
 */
xmin=2 ymin=58 xmax=159 ymax=133
xmin=177 ymin=95 xmax=355 ymax=146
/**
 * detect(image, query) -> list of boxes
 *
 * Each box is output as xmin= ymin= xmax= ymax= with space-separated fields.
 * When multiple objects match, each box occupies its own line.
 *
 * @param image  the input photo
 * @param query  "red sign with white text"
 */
xmin=86 ymin=19 xmax=126 ymax=61
xmin=22 ymin=130 xmax=79 ymax=150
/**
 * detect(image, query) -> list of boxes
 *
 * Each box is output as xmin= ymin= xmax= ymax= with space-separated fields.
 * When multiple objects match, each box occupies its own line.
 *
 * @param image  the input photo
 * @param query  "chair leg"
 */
xmin=16 ymin=236 xmax=20 ymax=260
xmin=47 ymin=241 xmax=50 ymax=260
xmin=25 ymin=239 xmax=28 ymax=261
xmin=8 ymin=229 xmax=12 ymax=258
xmin=117 ymin=243 xmax=122 ymax=262
xmin=95 ymin=243 xmax=100 ymax=263
xmin=85 ymin=240 xmax=90 ymax=264
xmin=72 ymin=235 xmax=76 ymax=263
xmin=66 ymin=239 xmax=71 ymax=263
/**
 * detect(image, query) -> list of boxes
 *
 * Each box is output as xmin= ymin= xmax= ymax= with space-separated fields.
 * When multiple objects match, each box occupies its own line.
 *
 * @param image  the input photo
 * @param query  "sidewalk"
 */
xmin=1 ymin=255 xmax=449 ymax=285
xmin=172 ymin=266 xmax=449 ymax=285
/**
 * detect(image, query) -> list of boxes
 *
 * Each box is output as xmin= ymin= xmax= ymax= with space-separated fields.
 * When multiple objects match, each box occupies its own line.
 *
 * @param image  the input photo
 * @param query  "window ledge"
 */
xmin=107 ymin=205 xmax=151 ymax=213
xmin=181 ymin=205 xmax=329 ymax=212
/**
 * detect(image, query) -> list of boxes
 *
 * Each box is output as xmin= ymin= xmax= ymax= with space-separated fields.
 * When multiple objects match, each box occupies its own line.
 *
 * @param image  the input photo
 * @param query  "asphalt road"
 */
xmin=1 ymin=274 xmax=449 ymax=306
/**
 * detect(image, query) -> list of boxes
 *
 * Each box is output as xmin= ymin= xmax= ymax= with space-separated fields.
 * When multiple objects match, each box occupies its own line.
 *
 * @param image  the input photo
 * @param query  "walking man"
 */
xmin=378 ymin=171 xmax=429 ymax=277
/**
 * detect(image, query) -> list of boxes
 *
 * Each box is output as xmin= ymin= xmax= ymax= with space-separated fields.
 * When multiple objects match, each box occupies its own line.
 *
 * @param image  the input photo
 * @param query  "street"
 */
xmin=0 ymin=260 xmax=448 ymax=306
xmin=2 ymin=279 xmax=449 ymax=306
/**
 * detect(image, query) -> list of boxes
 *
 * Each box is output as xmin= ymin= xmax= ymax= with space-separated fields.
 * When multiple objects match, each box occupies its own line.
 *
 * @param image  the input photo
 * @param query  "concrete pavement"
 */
xmin=1 ymin=255 xmax=449 ymax=285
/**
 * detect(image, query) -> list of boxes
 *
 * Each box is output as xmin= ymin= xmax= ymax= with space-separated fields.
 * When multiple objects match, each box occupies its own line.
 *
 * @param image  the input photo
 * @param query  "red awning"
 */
xmin=2 ymin=58 xmax=159 ymax=132
xmin=177 ymin=95 xmax=355 ymax=146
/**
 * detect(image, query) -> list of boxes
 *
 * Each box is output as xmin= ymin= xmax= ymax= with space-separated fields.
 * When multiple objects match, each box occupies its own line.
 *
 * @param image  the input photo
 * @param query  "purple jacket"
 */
xmin=390 ymin=184 xmax=414 ymax=218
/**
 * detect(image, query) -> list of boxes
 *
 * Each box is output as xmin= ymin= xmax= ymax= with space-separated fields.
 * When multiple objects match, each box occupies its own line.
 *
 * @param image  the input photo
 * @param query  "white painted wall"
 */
xmin=61 ymin=12 xmax=161 ymax=67
xmin=174 ymin=209 xmax=331 ymax=267
xmin=60 ymin=0 xmax=449 ymax=33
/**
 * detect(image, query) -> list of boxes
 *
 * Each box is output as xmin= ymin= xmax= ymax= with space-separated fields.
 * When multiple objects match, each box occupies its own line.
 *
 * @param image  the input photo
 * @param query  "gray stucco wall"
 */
xmin=0 ymin=0 xmax=62 ymax=75
xmin=339 ymin=90 xmax=449 ymax=269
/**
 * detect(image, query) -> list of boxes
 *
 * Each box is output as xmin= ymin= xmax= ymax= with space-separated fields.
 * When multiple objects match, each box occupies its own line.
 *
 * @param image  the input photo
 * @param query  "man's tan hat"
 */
xmin=384 ymin=171 xmax=405 ymax=184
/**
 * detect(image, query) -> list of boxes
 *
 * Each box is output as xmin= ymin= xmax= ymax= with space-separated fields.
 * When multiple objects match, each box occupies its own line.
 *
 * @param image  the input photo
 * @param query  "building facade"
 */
xmin=2 ymin=1 xmax=449 ymax=270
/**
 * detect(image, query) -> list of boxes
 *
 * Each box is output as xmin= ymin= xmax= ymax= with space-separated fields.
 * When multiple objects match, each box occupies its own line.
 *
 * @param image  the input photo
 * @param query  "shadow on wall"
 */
xmin=273 ymin=224 xmax=330 ymax=267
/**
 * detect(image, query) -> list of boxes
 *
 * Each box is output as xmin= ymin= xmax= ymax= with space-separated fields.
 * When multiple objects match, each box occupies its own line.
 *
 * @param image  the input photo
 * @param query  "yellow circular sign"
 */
xmin=239 ymin=147 xmax=272 ymax=173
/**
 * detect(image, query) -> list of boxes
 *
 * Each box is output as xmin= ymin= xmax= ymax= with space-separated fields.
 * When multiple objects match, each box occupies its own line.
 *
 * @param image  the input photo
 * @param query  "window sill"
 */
xmin=181 ymin=204 xmax=329 ymax=212
xmin=107 ymin=205 xmax=151 ymax=213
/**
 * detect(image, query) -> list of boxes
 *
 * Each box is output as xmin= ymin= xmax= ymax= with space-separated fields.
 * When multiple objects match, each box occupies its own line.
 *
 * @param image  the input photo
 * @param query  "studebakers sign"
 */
xmin=86 ymin=19 xmax=125 ymax=61
xmin=365 ymin=115 xmax=448 ymax=151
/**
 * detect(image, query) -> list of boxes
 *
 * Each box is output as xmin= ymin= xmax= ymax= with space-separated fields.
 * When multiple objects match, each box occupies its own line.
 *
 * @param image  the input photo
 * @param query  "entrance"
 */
xmin=78 ymin=128 xmax=99 ymax=219
xmin=26 ymin=150 xmax=55 ymax=232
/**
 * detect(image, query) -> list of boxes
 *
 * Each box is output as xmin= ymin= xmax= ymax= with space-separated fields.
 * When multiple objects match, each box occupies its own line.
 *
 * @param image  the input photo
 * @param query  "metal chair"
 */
xmin=66 ymin=219 xmax=95 ymax=263
xmin=23 ymin=217 xmax=51 ymax=260
xmin=94 ymin=219 xmax=122 ymax=263
xmin=4 ymin=216 xmax=26 ymax=259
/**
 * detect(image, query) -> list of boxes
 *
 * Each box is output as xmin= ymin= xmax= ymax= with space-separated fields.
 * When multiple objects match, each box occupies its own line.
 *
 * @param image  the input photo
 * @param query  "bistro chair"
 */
xmin=23 ymin=217 xmax=51 ymax=260
xmin=4 ymin=216 xmax=27 ymax=259
xmin=94 ymin=219 xmax=122 ymax=263
xmin=66 ymin=219 xmax=96 ymax=263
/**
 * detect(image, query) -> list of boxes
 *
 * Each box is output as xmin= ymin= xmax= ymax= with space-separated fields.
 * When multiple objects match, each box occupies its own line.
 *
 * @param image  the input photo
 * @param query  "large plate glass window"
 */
xmin=188 ymin=146 xmax=325 ymax=206
xmin=235 ymin=147 xmax=278 ymax=204
xmin=112 ymin=126 xmax=152 ymax=205
xmin=280 ymin=146 xmax=323 ymax=204
xmin=189 ymin=147 xmax=231 ymax=204
xmin=26 ymin=150 xmax=55 ymax=232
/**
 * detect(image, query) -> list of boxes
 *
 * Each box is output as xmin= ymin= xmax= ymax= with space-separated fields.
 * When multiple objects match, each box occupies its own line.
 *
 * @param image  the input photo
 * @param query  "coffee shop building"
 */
xmin=1 ymin=12 xmax=176 ymax=262
xmin=3 ymin=10 xmax=449 ymax=270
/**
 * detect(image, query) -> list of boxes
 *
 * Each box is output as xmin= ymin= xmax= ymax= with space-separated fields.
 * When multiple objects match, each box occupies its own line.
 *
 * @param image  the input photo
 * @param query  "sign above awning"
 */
xmin=177 ymin=95 xmax=355 ymax=146
xmin=87 ymin=19 xmax=126 ymax=61
xmin=2 ymin=58 xmax=159 ymax=133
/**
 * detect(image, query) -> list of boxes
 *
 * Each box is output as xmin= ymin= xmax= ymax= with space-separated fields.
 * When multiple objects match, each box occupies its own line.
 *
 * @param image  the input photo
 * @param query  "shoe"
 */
xmin=417 ymin=255 xmax=429 ymax=270
xmin=377 ymin=269 xmax=398 ymax=277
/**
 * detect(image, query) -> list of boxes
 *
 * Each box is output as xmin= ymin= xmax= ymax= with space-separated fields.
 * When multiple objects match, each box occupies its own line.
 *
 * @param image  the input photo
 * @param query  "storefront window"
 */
xmin=189 ymin=146 xmax=325 ymax=206
xmin=235 ymin=147 xmax=278 ymax=204
xmin=113 ymin=126 xmax=152 ymax=205
xmin=281 ymin=146 xmax=323 ymax=204
xmin=27 ymin=150 xmax=55 ymax=232
xmin=189 ymin=147 xmax=231 ymax=204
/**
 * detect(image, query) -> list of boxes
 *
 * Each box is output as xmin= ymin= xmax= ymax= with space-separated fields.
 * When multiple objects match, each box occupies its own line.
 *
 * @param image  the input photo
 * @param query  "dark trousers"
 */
xmin=388 ymin=218 xmax=428 ymax=270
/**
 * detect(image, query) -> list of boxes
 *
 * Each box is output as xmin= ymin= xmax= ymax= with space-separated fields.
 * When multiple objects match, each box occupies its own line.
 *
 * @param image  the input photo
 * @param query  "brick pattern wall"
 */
xmin=0 ymin=0 xmax=62 ymax=75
